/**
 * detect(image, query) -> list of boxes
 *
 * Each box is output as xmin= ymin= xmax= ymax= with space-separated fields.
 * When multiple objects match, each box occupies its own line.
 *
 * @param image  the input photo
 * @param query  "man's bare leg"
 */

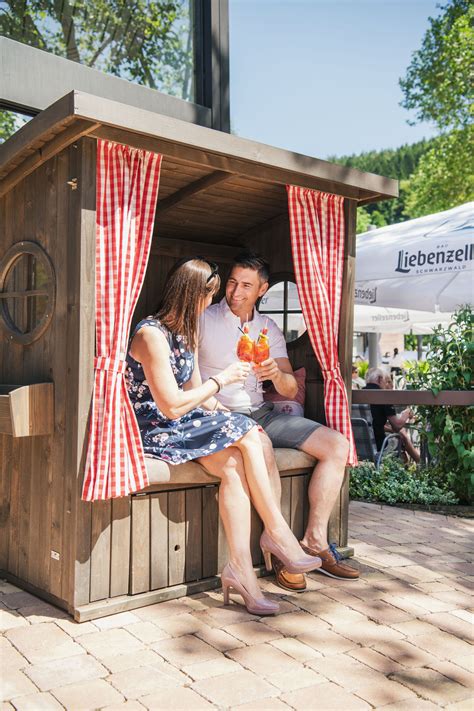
xmin=298 ymin=426 xmax=349 ymax=552
xmin=298 ymin=426 xmax=359 ymax=579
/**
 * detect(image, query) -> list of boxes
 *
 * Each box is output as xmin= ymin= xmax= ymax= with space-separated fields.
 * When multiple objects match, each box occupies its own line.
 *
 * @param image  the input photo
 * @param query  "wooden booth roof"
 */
xmin=0 ymin=91 xmax=398 ymax=244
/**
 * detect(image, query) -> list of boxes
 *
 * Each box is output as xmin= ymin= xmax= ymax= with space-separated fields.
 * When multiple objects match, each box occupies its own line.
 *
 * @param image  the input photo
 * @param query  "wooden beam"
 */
xmin=0 ymin=90 xmax=399 ymax=202
xmin=357 ymin=193 xmax=385 ymax=206
xmin=329 ymin=199 xmax=357 ymax=548
xmin=352 ymin=390 xmax=474 ymax=407
xmin=157 ymin=170 xmax=232 ymax=215
xmin=77 ymin=91 xmax=398 ymax=198
xmin=0 ymin=120 xmax=100 ymax=199
xmin=92 ymin=125 xmax=366 ymax=201
xmin=0 ymin=92 xmax=74 ymax=176
xmin=338 ymin=200 xmax=358 ymax=387
xmin=150 ymin=237 xmax=241 ymax=263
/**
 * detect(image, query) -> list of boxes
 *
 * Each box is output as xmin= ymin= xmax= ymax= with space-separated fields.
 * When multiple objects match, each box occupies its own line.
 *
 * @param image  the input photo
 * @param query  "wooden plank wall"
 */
xmin=0 ymin=143 xmax=83 ymax=605
xmin=130 ymin=486 xmax=217 ymax=594
xmin=128 ymin=474 xmax=310 ymax=595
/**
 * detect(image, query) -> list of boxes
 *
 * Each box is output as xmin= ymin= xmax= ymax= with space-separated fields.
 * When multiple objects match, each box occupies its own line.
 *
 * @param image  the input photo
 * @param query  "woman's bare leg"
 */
xmin=233 ymin=427 xmax=310 ymax=562
xmin=197 ymin=447 xmax=262 ymax=599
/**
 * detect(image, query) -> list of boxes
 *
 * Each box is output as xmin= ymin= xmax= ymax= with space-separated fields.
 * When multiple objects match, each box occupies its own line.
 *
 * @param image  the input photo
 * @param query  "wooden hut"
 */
xmin=0 ymin=91 xmax=397 ymax=621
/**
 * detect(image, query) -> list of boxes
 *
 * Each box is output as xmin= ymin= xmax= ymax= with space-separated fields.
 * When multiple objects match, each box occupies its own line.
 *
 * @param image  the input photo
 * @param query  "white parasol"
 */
xmin=355 ymin=202 xmax=474 ymax=312
xmin=354 ymin=305 xmax=453 ymax=334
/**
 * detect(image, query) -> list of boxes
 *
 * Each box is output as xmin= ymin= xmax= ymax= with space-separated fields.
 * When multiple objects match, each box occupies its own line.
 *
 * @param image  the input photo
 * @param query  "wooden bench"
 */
xmin=102 ymin=449 xmax=316 ymax=621
xmin=143 ymin=448 xmax=317 ymax=487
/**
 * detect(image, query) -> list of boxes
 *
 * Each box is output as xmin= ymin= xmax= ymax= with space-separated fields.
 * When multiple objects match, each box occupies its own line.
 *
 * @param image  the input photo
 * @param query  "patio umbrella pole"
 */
xmin=368 ymin=332 xmax=379 ymax=367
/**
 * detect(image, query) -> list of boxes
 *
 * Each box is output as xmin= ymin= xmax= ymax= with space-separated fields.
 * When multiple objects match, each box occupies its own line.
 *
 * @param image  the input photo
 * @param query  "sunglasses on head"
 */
xmin=194 ymin=256 xmax=219 ymax=283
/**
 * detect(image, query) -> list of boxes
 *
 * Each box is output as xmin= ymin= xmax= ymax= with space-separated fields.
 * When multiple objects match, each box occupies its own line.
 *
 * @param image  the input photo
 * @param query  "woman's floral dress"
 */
xmin=126 ymin=318 xmax=255 ymax=463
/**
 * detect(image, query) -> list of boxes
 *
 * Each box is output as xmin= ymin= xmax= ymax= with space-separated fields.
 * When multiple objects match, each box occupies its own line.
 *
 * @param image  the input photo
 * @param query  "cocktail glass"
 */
xmin=253 ymin=328 xmax=270 ymax=392
xmin=236 ymin=325 xmax=254 ymax=390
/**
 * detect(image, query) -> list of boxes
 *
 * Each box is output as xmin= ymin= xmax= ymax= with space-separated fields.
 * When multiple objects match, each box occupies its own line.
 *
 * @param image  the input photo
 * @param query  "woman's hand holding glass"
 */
xmin=236 ymin=325 xmax=254 ymax=390
xmin=218 ymin=360 xmax=252 ymax=387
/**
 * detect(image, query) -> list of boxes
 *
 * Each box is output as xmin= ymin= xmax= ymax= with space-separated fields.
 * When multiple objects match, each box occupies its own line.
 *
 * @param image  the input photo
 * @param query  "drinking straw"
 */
xmin=237 ymin=326 xmax=245 ymax=334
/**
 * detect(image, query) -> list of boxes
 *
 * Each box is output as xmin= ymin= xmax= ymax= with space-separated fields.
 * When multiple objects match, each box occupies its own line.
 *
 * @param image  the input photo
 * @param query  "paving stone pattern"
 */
xmin=1 ymin=502 xmax=473 ymax=710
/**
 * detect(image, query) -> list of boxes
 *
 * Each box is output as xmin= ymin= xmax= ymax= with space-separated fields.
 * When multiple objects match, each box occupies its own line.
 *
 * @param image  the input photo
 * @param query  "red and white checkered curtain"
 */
xmin=287 ymin=185 xmax=357 ymax=465
xmin=82 ymin=140 xmax=162 ymax=501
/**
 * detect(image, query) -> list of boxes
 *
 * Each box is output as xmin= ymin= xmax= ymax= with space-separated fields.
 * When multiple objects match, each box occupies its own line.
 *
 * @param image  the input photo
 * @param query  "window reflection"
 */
xmin=258 ymin=279 xmax=306 ymax=343
xmin=1 ymin=0 xmax=195 ymax=101
xmin=0 ymin=110 xmax=31 ymax=144
xmin=260 ymin=282 xmax=284 ymax=310
xmin=287 ymin=281 xmax=301 ymax=311
xmin=287 ymin=313 xmax=306 ymax=341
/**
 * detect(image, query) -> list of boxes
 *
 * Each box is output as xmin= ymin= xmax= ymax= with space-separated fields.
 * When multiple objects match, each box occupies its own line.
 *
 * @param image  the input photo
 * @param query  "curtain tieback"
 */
xmin=323 ymin=366 xmax=342 ymax=381
xmin=94 ymin=356 xmax=127 ymax=374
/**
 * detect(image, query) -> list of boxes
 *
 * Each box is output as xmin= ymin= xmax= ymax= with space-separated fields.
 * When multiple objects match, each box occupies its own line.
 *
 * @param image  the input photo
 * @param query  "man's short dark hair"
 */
xmin=232 ymin=251 xmax=270 ymax=283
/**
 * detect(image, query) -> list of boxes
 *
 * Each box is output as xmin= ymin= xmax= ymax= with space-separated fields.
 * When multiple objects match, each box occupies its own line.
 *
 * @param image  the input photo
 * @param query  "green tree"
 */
xmin=331 ymin=139 xmax=433 ymax=229
xmin=356 ymin=207 xmax=371 ymax=234
xmin=399 ymin=0 xmax=473 ymax=130
xmin=399 ymin=0 xmax=473 ymax=217
xmin=0 ymin=1 xmax=193 ymax=100
xmin=404 ymin=126 xmax=474 ymax=217
xmin=0 ymin=110 xmax=30 ymax=145
xmin=0 ymin=111 xmax=17 ymax=143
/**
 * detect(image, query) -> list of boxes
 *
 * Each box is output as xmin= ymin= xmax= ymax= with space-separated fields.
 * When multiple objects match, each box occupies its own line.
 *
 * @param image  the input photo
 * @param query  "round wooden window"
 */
xmin=0 ymin=241 xmax=56 ymax=345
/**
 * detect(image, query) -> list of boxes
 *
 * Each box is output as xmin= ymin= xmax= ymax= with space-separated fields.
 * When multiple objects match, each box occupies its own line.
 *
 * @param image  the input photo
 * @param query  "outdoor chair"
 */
xmin=351 ymin=403 xmax=402 ymax=469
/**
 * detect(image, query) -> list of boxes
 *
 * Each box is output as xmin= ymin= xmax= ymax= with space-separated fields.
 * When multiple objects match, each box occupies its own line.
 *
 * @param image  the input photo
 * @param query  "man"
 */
xmin=199 ymin=251 xmax=358 ymax=592
xmin=364 ymin=368 xmax=420 ymax=462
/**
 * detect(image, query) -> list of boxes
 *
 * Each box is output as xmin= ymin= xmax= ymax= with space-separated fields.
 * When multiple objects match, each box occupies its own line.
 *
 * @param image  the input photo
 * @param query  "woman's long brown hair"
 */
xmin=154 ymin=258 xmax=220 ymax=350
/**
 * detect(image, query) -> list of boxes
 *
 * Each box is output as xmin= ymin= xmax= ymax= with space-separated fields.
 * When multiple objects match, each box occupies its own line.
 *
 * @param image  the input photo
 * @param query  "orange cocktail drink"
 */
xmin=253 ymin=327 xmax=270 ymax=391
xmin=236 ymin=325 xmax=254 ymax=390
xmin=237 ymin=324 xmax=254 ymax=363
xmin=254 ymin=327 xmax=269 ymax=365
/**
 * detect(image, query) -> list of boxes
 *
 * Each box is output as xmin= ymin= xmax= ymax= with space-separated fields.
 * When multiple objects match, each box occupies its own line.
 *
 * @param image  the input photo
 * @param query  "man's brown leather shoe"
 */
xmin=271 ymin=555 xmax=307 ymax=592
xmin=300 ymin=542 xmax=359 ymax=580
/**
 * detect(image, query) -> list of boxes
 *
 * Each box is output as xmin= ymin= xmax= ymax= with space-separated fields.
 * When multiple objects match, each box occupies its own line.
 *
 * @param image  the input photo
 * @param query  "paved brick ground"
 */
xmin=1 ymin=502 xmax=473 ymax=710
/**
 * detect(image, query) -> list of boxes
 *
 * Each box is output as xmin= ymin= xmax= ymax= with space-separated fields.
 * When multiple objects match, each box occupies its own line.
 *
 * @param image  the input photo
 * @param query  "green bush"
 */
xmin=404 ymin=305 xmax=473 ymax=504
xmin=349 ymin=458 xmax=459 ymax=506
xmin=356 ymin=360 xmax=369 ymax=379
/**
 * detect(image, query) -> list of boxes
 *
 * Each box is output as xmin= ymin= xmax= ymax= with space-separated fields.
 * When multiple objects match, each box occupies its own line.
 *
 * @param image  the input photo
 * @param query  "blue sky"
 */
xmin=229 ymin=0 xmax=441 ymax=159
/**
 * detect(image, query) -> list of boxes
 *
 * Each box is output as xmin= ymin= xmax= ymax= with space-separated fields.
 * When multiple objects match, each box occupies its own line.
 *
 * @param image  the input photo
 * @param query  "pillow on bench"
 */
xmin=264 ymin=366 xmax=306 ymax=417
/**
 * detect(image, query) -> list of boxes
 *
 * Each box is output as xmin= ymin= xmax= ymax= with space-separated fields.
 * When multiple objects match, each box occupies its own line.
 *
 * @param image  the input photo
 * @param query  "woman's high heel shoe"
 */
xmin=260 ymin=530 xmax=322 ymax=574
xmin=221 ymin=562 xmax=279 ymax=616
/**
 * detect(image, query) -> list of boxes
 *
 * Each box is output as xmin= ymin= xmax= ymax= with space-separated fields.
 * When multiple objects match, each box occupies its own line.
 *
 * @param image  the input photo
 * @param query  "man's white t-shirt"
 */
xmin=198 ymin=298 xmax=288 ymax=411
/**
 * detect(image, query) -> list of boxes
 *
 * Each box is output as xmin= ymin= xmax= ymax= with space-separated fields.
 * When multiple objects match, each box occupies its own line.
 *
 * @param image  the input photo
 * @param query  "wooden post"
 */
xmin=328 ymin=199 xmax=357 ymax=550
xmin=63 ymin=137 xmax=96 ymax=610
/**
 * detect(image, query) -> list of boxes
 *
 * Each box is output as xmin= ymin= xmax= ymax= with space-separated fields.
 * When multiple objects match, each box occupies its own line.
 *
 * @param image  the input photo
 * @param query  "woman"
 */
xmin=126 ymin=257 xmax=321 ymax=615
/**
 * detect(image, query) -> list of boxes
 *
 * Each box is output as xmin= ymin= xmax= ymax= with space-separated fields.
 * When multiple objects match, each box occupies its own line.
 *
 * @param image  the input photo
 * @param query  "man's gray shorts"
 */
xmin=237 ymin=402 xmax=322 ymax=449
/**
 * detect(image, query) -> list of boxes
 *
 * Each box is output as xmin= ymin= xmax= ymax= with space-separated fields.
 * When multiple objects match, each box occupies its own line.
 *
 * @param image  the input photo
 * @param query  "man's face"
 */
xmin=225 ymin=266 xmax=268 ymax=318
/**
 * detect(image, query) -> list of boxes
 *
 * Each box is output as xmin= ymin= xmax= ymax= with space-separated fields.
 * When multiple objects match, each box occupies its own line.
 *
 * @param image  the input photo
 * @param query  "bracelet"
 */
xmin=209 ymin=376 xmax=222 ymax=393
